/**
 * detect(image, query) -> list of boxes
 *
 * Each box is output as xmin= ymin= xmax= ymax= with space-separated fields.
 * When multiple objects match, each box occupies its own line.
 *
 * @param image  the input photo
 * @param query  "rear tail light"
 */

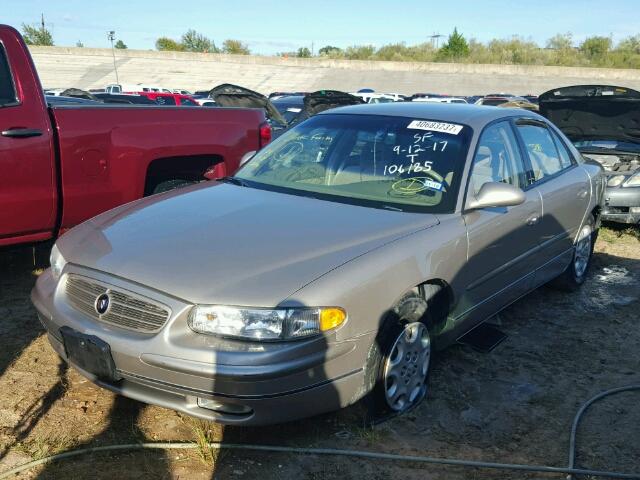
xmin=259 ymin=122 xmax=272 ymax=148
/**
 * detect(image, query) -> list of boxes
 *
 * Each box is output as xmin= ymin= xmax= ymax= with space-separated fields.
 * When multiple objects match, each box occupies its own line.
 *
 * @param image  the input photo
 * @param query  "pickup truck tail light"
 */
xmin=259 ymin=122 xmax=272 ymax=148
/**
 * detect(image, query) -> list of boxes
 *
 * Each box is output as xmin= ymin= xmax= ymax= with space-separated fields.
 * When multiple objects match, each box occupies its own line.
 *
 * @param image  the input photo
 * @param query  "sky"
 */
xmin=4 ymin=0 xmax=638 ymax=55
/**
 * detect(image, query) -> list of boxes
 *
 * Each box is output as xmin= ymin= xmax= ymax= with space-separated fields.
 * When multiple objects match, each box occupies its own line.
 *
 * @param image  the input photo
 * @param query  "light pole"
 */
xmin=107 ymin=30 xmax=119 ymax=84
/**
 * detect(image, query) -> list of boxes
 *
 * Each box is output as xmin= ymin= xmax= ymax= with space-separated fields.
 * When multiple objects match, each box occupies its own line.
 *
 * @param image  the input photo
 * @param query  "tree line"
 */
xmin=20 ymin=21 xmax=640 ymax=69
xmin=311 ymin=29 xmax=640 ymax=69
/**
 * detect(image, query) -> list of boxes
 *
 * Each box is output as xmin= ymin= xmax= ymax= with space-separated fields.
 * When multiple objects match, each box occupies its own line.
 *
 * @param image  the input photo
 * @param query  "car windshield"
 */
xmin=574 ymin=139 xmax=640 ymax=153
xmin=235 ymin=114 xmax=472 ymax=212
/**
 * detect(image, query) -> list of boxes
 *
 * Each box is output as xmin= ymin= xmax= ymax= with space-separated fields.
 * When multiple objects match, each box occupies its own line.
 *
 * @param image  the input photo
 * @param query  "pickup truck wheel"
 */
xmin=364 ymin=292 xmax=432 ymax=420
xmin=550 ymin=214 xmax=596 ymax=291
xmin=151 ymin=179 xmax=196 ymax=195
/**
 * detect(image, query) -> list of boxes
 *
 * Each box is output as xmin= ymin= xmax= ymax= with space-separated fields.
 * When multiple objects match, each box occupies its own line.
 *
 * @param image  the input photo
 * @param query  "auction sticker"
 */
xmin=407 ymin=120 xmax=463 ymax=135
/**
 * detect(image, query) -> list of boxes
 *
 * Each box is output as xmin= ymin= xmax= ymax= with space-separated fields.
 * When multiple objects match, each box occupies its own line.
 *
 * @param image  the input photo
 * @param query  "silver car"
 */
xmin=31 ymin=103 xmax=604 ymax=425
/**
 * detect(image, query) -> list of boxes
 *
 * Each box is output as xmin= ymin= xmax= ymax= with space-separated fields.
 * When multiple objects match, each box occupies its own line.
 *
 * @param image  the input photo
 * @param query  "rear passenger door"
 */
xmin=514 ymin=119 xmax=591 ymax=283
xmin=458 ymin=121 xmax=542 ymax=326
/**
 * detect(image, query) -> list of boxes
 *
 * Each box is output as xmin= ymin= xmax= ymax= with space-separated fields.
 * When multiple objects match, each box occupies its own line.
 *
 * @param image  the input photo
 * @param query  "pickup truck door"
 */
xmin=514 ymin=119 xmax=592 ymax=285
xmin=0 ymin=26 xmax=57 ymax=246
xmin=455 ymin=120 xmax=542 ymax=327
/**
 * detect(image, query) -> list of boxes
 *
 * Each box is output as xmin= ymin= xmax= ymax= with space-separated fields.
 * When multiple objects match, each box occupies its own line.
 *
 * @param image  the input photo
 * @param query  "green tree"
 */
xmin=617 ymin=35 xmax=640 ymax=54
xmin=222 ymin=39 xmax=250 ymax=55
xmin=155 ymin=37 xmax=184 ymax=51
xmin=76 ymin=40 xmax=84 ymax=48
xmin=114 ymin=39 xmax=127 ymax=49
xmin=546 ymin=33 xmax=573 ymax=51
xmin=580 ymin=36 xmax=612 ymax=58
xmin=344 ymin=45 xmax=375 ymax=60
xmin=438 ymin=28 xmax=469 ymax=60
xmin=319 ymin=45 xmax=341 ymax=55
xmin=22 ymin=22 xmax=54 ymax=46
xmin=181 ymin=29 xmax=214 ymax=52
xmin=297 ymin=47 xmax=311 ymax=58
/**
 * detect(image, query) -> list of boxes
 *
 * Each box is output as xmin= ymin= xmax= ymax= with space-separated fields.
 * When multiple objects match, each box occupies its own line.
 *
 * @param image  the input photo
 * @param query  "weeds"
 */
xmin=186 ymin=418 xmax=222 ymax=467
xmin=13 ymin=433 xmax=76 ymax=460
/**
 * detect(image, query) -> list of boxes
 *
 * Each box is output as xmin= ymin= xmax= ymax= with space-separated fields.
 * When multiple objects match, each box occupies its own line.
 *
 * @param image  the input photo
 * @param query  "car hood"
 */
xmin=209 ymin=83 xmax=287 ymax=126
xmin=57 ymin=183 xmax=439 ymax=306
xmin=539 ymin=85 xmax=640 ymax=144
xmin=287 ymin=90 xmax=364 ymax=127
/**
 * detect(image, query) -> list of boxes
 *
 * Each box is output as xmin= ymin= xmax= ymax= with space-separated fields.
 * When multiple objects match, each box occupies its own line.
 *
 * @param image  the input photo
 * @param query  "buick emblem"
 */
xmin=95 ymin=293 xmax=111 ymax=315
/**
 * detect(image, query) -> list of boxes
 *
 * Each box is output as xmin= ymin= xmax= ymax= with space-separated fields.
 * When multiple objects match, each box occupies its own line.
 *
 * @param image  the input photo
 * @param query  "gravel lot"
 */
xmin=0 ymin=227 xmax=638 ymax=480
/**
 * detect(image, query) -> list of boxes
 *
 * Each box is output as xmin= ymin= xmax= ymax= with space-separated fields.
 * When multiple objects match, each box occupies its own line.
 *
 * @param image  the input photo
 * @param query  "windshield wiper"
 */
xmin=216 ymin=176 xmax=249 ymax=187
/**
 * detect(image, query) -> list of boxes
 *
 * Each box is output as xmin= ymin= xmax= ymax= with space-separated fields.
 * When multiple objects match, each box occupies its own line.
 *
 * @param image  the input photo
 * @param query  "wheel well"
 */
xmin=144 ymin=154 xmax=223 ymax=196
xmin=418 ymin=279 xmax=452 ymax=331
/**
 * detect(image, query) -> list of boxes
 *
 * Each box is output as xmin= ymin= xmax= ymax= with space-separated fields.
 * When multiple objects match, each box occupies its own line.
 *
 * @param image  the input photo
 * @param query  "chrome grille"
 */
xmin=65 ymin=275 xmax=171 ymax=333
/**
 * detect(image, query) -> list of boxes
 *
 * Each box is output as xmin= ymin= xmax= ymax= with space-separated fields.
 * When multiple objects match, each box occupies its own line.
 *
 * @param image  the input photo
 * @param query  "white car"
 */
xmin=351 ymin=92 xmax=400 ymax=103
xmin=412 ymin=97 xmax=468 ymax=104
xmin=105 ymin=83 xmax=172 ymax=94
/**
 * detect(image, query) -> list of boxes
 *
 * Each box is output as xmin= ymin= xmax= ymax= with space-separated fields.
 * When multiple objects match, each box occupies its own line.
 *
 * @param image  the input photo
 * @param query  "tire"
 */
xmin=364 ymin=291 xmax=432 ymax=420
xmin=550 ymin=214 xmax=597 ymax=291
xmin=151 ymin=179 xmax=196 ymax=195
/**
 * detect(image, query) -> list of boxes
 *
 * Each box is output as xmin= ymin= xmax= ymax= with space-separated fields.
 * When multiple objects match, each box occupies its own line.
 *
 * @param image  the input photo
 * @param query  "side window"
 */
xmin=155 ymin=96 xmax=176 ymax=105
xmin=517 ymin=123 xmax=564 ymax=182
xmin=550 ymin=129 xmax=574 ymax=169
xmin=469 ymin=121 xmax=527 ymax=196
xmin=0 ymin=44 xmax=17 ymax=106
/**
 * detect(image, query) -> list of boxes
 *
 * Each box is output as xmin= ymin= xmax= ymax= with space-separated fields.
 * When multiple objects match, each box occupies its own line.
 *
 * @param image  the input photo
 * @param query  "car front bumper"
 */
xmin=31 ymin=267 xmax=371 ymax=426
xmin=603 ymin=186 xmax=640 ymax=224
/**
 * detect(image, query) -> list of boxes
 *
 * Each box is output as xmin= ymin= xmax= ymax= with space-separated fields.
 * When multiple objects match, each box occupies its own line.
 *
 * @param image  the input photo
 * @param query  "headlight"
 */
xmin=188 ymin=305 xmax=346 ymax=341
xmin=623 ymin=172 xmax=640 ymax=187
xmin=607 ymin=175 xmax=625 ymax=187
xmin=49 ymin=244 xmax=67 ymax=280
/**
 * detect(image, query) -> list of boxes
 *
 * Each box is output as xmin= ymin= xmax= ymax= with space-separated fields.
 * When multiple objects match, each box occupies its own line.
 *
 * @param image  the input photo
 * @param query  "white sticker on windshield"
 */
xmin=407 ymin=120 xmax=463 ymax=135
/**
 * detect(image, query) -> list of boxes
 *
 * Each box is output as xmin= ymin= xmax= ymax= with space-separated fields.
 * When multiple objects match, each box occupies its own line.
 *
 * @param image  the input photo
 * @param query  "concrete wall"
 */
xmin=29 ymin=46 xmax=640 ymax=96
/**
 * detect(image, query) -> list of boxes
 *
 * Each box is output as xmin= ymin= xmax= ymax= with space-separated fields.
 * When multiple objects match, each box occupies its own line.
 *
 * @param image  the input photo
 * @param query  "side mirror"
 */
xmin=466 ymin=182 xmax=526 ymax=210
xmin=239 ymin=151 xmax=256 ymax=167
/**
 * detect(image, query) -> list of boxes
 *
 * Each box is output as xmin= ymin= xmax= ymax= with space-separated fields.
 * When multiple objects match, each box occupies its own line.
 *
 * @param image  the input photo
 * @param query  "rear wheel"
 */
xmin=550 ymin=215 xmax=597 ymax=291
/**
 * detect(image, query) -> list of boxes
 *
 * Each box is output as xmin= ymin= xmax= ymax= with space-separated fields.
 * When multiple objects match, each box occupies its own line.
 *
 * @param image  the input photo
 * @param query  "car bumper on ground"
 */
xmin=603 ymin=186 xmax=640 ymax=224
xmin=31 ymin=267 xmax=370 ymax=426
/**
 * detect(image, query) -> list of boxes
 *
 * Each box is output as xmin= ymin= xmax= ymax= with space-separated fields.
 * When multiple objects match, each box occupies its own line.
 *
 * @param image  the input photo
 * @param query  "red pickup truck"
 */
xmin=0 ymin=25 xmax=270 ymax=248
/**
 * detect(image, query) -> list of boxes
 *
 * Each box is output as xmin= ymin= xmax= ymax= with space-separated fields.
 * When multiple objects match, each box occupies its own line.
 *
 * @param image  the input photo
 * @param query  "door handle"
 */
xmin=1 ymin=128 xmax=43 ymax=138
xmin=526 ymin=215 xmax=539 ymax=226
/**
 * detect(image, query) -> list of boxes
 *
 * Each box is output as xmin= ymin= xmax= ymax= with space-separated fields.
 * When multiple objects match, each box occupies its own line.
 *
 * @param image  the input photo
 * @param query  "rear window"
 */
xmin=0 ymin=44 xmax=17 ymax=106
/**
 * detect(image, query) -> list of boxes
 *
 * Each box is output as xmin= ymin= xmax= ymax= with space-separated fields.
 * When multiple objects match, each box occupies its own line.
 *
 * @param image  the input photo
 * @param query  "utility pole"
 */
xmin=107 ymin=30 xmax=119 ymax=84
xmin=430 ymin=33 xmax=444 ymax=49
xmin=311 ymin=41 xmax=314 ymax=56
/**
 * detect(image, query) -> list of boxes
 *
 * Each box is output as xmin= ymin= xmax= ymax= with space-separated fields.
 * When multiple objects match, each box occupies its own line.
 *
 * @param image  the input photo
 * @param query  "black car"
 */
xmin=93 ymin=93 xmax=156 ymax=105
xmin=539 ymin=85 xmax=640 ymax=224
xmin=271 ymin=95 xmax=305 ymax=124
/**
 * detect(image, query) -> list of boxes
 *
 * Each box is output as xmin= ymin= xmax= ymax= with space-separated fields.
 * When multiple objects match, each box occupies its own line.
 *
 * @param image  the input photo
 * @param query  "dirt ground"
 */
xmin=0 ymin=226 xmax=638 ymax=480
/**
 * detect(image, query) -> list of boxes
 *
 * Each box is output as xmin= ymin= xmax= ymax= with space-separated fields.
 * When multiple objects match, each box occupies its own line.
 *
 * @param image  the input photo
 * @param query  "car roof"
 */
xmin=320 ymin=102 xmax=539 ymax=128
